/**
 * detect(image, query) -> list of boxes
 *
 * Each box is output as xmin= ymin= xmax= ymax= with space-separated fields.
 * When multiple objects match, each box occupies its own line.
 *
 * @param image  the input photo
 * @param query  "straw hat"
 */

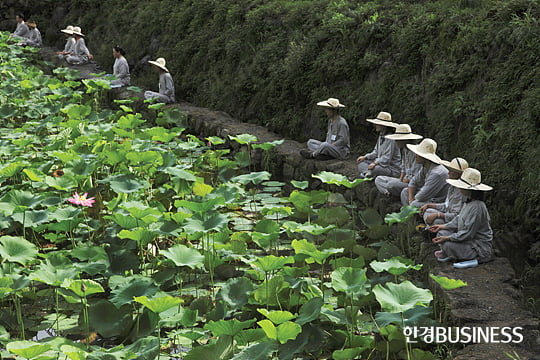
xmin=447 ymin=167 xmax=492 ymax=191
xmin=72 ymin=26 xmax=84 ymax=37
xmin=148 ymin=57 xmax=169 ymax=72
xmin=316 ymin=98 xmax=345 ymax=108
xmin=440 ymin=157 xmax=469 ymax=173
xmin=385 ymin=124 xmax=423 ymax=141
xmin=366 ymin=111 xmax=398 ymax=128
xmin=26 ymin=21 xmax=37 ymax=28
xmin=61 ymin=25 xmax=74 ymax=35
xmin=406 ymin=138 xmax=441 ymax=163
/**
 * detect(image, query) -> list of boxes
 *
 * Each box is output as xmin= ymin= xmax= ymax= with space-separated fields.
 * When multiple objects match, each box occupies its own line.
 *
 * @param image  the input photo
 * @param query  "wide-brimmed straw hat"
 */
xmin=316 ymin=98 xmax=345 ymax=108
xmin=71 ymin=26 xmax=84 ymax=37
xmin=61 ymin=25 xmax=74 ymax=35
xmin=447 ymin=167 xmax=492 ymax=191
xmin=385 ymin=124 xmax=423 ymax=141
xmin=440 ymin=157 xmax=469 ymax=173
xmin=366 ymin=111 xmax=398 ymax=128
xmin=406 ymin=138 xmax=441 ymax=163
xmin=148 ymin=57 xmax=169 ymax=72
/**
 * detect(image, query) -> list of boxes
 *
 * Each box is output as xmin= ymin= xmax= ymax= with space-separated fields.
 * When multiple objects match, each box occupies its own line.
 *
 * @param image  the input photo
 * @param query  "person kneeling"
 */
xmin=300 ymin=98 xmax=350 ymax=160
xmin=429 ymin=168 xmax=493 ymax=269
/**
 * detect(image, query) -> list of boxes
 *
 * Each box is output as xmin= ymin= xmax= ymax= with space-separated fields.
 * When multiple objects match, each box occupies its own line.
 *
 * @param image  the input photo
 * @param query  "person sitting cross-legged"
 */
xmin=429 ymin=168 xmax=493 ymax=269
xmin=300 ymin=97 xmax=350 ymax=160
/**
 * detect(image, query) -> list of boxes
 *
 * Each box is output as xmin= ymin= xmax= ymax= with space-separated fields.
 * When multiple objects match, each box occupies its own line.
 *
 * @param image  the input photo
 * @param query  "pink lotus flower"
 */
xmin=67 ymin=192 xmax=96 ymax=207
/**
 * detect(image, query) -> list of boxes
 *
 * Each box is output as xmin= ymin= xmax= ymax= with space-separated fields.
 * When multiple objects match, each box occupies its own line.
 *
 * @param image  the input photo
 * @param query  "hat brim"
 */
xmin=406 ymin=143 xmax=441 ymax=163
xmin=440 ymin=159 xmax=466 ymax=173
xmin=61 ymin=29 xmax=74 ymax=34
xmin=447 ymin=178 xmax=492 ymax=191
xmin=72 ymin=31 xmax=85 ymax=37
xmin=385 ymin=133 xmax=423 ymax=141
xmin=366 ymin=119 xmax=399 ymax=127
xmin=148 ymin=61 xmax=169 ymax=72
xmin=316 ymin=101 xmax=345 ymax=108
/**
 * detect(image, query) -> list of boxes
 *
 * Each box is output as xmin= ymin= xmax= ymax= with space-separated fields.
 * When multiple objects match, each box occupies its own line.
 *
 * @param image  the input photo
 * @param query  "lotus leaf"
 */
xmin=253 ymin=276 xmax=289 ymax=305
xmin=384 ymin=205 xmax=420 ymax=225
xmin=283 ymin=221 xmax=335 ymax=236
xmin=312 ymin=171 xmax=367 ymax=188
xmin=0 ymin=189 xmax=41 ymax=215
xmin=258 ymin=309 xmax=296 ymax=325
xmin=231 ymin=342 xmax=277 ymax=360
xmin=358 ymin=207 xmax=383 ymax=228
xmin=12 ymin=210 xmax=49 ymax=227
xmin=99 ymin=174 xmax=149 ymax=193
xmin=193 ymin=182 xmax=214 ymax=196
xmin=295 ymin=297 xmax=323 ymax=325
xmin=316 ymin=206 xmax=350 ymax=227
xmin=184 ymin=213 xmax=229 ymax=234
xmin=60 ymin=344 xmax=88 ymax=360
xmin=31 ymin=255 xmax=77 ymax=286
xmin=118 ymin=228 xmax=157 ymax=246
xmin=373 ymin=281 xmax=433 ymax=313
xmin=183 ymin=335 xmax=234 ymax=360
xmin=163 ymin=166 xmax=197 ymax=181
xmin=60 ymin=104 xmax=91 ymax=120
xmin=0 ymin=236 xmax=38 ymax=265
xmin=205 ymin=318 xmax=256 ymax=337
xmin=331 ymin=267 xmax=370 ymax=297
xmin=109 ymin=275 xmax=158 ymax=307
xmin=88 ymin=300 xmax=133 ymax=338
xmin=291 ymin=239 xmax=343 ymax=264
xmin=7 ymin=341 xmax=51 ymax=358
xmin=61 ymin=279 xmax=104 ymax=297
xmin=429 ymin=274 xmax=468 ymax=290
xmin=160 ymin=244 xmax=204 ymax=269
xmin=370 ymin=257 xmax=423 ymax=276
xmin=229 ymin=133 xmax=258 ymax=144
xmin=257 ymin=320 xmax=302 ymax=344
xmin=134 ymin=294 xmax=183 ymax=313
xmin=123 ymin=337 xmax=159 ymax=360
xmin=216 ymin=277 xmax=254 ymax=310
xmin=375 ymin=305 xmax=434 ymax=327
xmin=206 ymin=136 xmax=225 ymax=145
xmin=252 ymin=139 xmax=284 ymax=151
xmin=250 ymin=255 xmax=294 ymax=273
xmin=231 ymin=171 xmax=271 ymax=185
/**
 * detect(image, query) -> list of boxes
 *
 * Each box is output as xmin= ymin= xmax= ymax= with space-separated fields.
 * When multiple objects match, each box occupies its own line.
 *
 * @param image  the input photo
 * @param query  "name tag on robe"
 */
xmin=331 ymin=135 xmax=336 ymax=141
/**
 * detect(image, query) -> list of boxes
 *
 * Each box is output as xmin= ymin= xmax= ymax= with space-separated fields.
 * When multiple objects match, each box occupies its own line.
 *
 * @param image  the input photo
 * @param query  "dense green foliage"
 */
xmin=2 ymin=1 xmax=539 ymax=241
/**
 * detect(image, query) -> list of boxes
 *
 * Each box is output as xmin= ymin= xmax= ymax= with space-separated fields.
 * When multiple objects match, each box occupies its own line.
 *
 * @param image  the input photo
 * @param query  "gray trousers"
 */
xmin=440 ymin=240 xmax=478 ymax=261
xmin=358 ymin=160 xmax=399 ymax=179
xmin=423 ymin=208 xmax=445 ymax=225
xmin=375 ymin=176 xmax=408 ymax=197
xmin=144 ymin=91 xmax=173 ymax=104
xmin=307 ymin=139 xmax=342 ymax=159
xmin=400 ymin=187 xmax=429 ymax=208
xmin=66 ymin=55 xmax=89 ymax=65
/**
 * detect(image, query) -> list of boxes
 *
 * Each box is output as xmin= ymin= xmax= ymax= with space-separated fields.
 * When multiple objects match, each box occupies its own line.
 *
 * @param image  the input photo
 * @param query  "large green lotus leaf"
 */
xmin=12 ymin=210 xmax=49 ymax=227
xmin=119 ymin=201 xmax=161 ymax=219
xmin=60 ymin=103 xmax=91 ymax=120
xmin=358 ymin=207 xmax=383 ymax=228
xmin=429 ymin=274 xmax=468 ymax=290
xmin=316 ymin=206 xmax=350 ymax=227
xmin=65 ymin=158 xmax=96 ymax=177
xmin=288 ymin=190 xmax=328 ymax=212
xmin=183 ymin=335 xmax=234 ymax=360
xmin=0 ymin=161 xmax=26 ymax=178
xmin=204 ymin=318 xmax=256 ymax=337
xmin=175 ymin=198 xmax=225 ymax=214
xmin=7 ymin=341 xmax=51 ymax=358
xmin=234 ymin=150 xmax=251 ymax=168
xmin=99 ymin=174 xmax=149 ymax=193
xmin=0 ymin=236 xmax=38 ymax=265
xmin=375 ymin=305 xmax=434 ymax=327
xmin=31 ymin=255 xmax=77 ymax=286
xmin=61 ymin=279 xmax=104 ymax=297
xmin=0 ymin=105 xmax=16 ymax=118
xmin=331 ymin=267 xmax=370 ymax=297
xmin=231 ymin=342 xmax=277 ymax=360
xmin=229 ymin=133 xmax=258 ymax=144
xmin=183 ymin=213 xmax=229 ymax=234
xmin=49 ymin=207 xmax=81 ymax=221
xmin=88 ymin=300 xmax=133 ymax=338
xmin=251 ymin=231 xmax=278 ymax=249
xmin=142 ymin=127 xmax=177 ymax=142
xmin=329 ymin=256 xmax=365 ymax=269
xmin=258 ymin=320 xmax=302 ymax=344
xmin=254 ymin=219 xmax=280 ymax=234
xmin=296 ymin=297 xmax=324 ymax=325
xmin=85 ymin=346 xmax=137 ymax=360
xmin=59 ymin=344 xmax=88 ymax=360
xmin=0 ymin=189 xmax=41 ymax=215
xmin=22 ymin=168 xmax=45 ymax=182
xmin=110 ymin=275 xmax=158 ymax=307
xmin=332 ymin=347 xmax=368 ymax=360
xmin=258 ymin=309 xmax=296 ymax=325
xmin=117 ymin=113 xmax=145 ymax=129
xmin=249 ymin=255 xmax=294 ymax=273
xmin=118 ymin=228 xmax=157 ymax=246
xmin=384 ymin=205 xmax=420 ymax=225
xmin=216 ymin=277 xmax=254 ymax=310
xmin=71 ymin=246 xmax=109 ymax=265
xmin=291 ymin=180 xmax=308 ymax=189
xmin=46 ymin=174 xmax=82 ymax=190
xmin=163 ymin=167 xmax=197 ymax=181
xmin=253 ymin=276 xmax=289 ymax=306
xmin=373 ymin=281 xmax=433 ymax=313
xmin=370 ymin=257 xmax=423 ymax=276
xmin=159 ymin=305 xmax=198 ymax=328
xmin=157 ymin=108 xmax=186 ymax=127
xmin=104 ymin=213 xmax=138 ymax=229
xmin=126 ymin=150 xmax=163 ymax=166
xmin=160 ymin=244 xmax=204 ymax=269
xmin=231 ymin=171 xmax=271 ymax=185
xmin=123 ymin=337 xmax=159 ymax=360
xmin=291 ymin=239 xmax=343 ymax=265
xmin=283 ymin=221 xmax=335 ymax=235
xmin=134 ymin=293 xmax=182 ymax=314
xmin=312 ymin=171 xmax=367 ymax=188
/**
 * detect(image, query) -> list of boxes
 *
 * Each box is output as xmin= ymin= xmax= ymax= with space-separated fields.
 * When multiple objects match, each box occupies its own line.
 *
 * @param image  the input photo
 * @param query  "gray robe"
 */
xmin=307 ymin=116 xmax=350 ymax=159
xmin=111 ymin=56 xmax=130 ymax=86
xmin=423 ymin=185 xmax=467 ymax=224
xmin=358 ymin=135 xmax=401 ymax=178
xmin=66 ymin=38 xmax=91 ymax=64
xmin=24 ymin=28 xmax=42 ymax=47
xmin=375 ymin=148 xmax=421 ymax=196
xmin=440 ymin=200 xmax=493 ymax=261
xmin=402 ymin=163 xmax=448 ymax=207
xmin=144 ymin=72 xmax=175 ymax=103
xmin=12 ymin=22 xmax=29 ymax=38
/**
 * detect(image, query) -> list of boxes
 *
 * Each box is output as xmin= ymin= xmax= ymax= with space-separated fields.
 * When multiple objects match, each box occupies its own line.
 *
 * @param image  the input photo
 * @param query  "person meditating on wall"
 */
xmin=429 ymin=167 xmax=493 ymax=269
xmin=65 ymin=27 xmax=93 ymax=65
xmin=10 ymin=14 xmax=29 ymax=40
xmin=22 ymin=20 xmax=42 ymax=48
xmin=144 ymin=57 xmax=175 ymax=104
xmin=300 ymin=98 xmax=350 ymax=160
xmin=420 ymin=157 xmax=468 ymax=227
xmin=356 ymin=112 xmax=400 ymax=179
xmin=57 ymin=25 xmax=76 ymax=60
xmin=110 ymin=45 xmax=130 ymax=87
xmin=374 ymin=123 xmax=422 ymax=197
xmin=400 ymin=138 xmax=448 ymax=208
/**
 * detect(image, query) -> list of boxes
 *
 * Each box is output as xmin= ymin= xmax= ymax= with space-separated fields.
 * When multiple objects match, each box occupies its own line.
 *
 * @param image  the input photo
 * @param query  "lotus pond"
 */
xmin=0 ymin=32 xmax=465 ymax=360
